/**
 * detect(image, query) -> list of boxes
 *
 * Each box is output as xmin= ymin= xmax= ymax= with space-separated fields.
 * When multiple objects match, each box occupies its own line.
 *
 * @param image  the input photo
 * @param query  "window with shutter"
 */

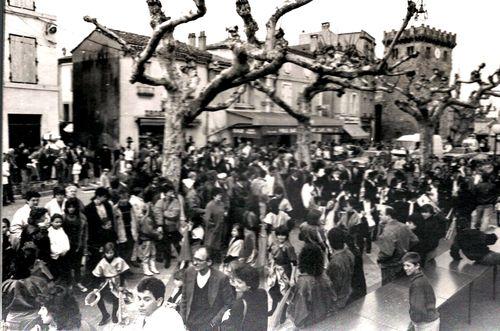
xmin=8 ymin=0 xmax=35 ymax=10
xmin=9 ymin=35 xmax=38 ymax=84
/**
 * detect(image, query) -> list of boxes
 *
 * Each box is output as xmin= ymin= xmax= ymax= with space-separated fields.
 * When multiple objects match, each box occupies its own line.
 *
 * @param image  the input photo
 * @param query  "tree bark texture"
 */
xmin=161 ymin=91 xmax=185 ymax=189
xmin=419 ymin=121 xmax=434 ymax=172
xmin=296 ymin=121 xmax=312 ymax=168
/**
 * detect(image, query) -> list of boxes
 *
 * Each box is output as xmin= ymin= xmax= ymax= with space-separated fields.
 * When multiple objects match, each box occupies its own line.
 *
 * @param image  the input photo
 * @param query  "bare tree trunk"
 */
xmin=296 ymin=120 xmax=312 ymax=168
xmin=419 ymin=121 xmax=434 ymax=172
xmin=161 ymin=93 xmax=185 ymax=190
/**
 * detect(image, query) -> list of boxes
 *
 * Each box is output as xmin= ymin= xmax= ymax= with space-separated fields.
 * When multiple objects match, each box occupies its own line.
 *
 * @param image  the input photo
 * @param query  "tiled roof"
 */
xmin=107 ymin=28 xmax=212 ymax=63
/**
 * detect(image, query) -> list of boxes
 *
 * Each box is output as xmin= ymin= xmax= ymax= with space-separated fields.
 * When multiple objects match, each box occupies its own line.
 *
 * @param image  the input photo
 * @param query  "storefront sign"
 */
xmin=263 ymin=126 xmax=341 ymax=135
xmin=262 ymin=127 xmax=297 ymax=135
xmin=311 ymin=126 xmax=342 ymax=134
xmin=232 ymin=128 xmax=259 ymax=137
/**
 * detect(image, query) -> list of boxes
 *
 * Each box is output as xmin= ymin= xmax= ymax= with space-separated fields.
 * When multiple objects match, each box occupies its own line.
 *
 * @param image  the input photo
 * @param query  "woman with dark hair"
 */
xmin=63 ymin=197 xmax=89 ymax=292
xmin=298 ymin=209 xmax=327 ymax=253
xmin=26 ymin=285 xmax=95 ymax=331
xmin=221 ymin=264 xmax=268 ymax=331
xmin=287 ymin=244 xmax=336 ymax=328
xmin=20 ymin=208 xmax=51 ymax=263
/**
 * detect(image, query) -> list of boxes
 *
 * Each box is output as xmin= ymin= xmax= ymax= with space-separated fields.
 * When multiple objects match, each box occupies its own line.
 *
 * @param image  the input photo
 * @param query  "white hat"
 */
xmin=217 ymin=173 xmax=227 ymax=179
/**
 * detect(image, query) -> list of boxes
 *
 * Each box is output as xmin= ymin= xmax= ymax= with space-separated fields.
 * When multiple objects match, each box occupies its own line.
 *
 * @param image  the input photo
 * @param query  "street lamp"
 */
xmin=491 ymin=124 xmax=500 ymax=158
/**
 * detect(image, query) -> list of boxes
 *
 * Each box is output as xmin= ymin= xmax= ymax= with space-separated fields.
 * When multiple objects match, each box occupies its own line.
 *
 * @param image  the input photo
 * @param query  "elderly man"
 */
xmin=181 ymin=247 xmax=234 ymax=331
xmin=135 ymin=277 xmax=185 ymax=330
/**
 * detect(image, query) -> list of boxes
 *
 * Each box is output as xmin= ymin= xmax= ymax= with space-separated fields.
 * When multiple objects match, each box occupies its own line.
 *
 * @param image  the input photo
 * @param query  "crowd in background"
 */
xmin=2 ymin=138 xmax=500 ymax=330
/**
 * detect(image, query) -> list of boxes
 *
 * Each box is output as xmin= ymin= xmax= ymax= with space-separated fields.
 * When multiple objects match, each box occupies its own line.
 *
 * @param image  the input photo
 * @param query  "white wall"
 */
xmin=3 ymin=4 xmax=59 ymax=149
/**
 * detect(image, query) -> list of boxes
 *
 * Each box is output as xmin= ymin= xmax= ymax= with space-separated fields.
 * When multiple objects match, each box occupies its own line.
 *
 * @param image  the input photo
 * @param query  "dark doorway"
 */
xmin=8 ymin=114 xmax=41 ymax=148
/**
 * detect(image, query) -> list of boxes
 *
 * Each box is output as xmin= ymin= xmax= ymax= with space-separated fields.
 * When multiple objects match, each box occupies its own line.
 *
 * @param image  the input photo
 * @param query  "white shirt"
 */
xmin=2 ymin=161 xmax=10 ymax=185
xmin=45 ymin=198 xmax=66 ymax=217
xmin=141 ymin=305 xmax=185 ymax=331
xmin=197 ymin=269 xmax=211 ymax=288
xmin=124 ymin=149 xmax=134 ymax=162
xmin=11 ymin=204 xmax=32 ymax=239
xmin=48 ymin=227 xmax=70 ymax=259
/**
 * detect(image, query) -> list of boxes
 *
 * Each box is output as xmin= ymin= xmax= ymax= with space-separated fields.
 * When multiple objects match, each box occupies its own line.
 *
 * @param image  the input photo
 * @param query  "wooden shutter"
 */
xmin=9 ymin=35 xmax=38 ymax=84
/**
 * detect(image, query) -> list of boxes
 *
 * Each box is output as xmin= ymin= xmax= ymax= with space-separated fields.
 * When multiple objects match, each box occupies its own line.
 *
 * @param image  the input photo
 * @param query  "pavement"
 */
xmin=2 ymin=193 xmax=499 ymax=330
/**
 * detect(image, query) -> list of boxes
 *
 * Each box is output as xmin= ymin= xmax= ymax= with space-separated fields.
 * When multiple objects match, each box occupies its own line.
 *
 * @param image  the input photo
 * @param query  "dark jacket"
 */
xmin=222 ymin=289 xmax=268 ymax=331
xmin=451 ymin=229 xmax=497 ymax=261
xmin=473 ymin=180 xmax=498 ymax=205
xmin=412 ymin=213 xmax=447 ymax=254
xmin=84 ymin=200 xmax=115 ymax=248
xmin=408 ymin=271 xmax=440 ymax=323
xmin=181 ymin=267 xmax=235 ymax=326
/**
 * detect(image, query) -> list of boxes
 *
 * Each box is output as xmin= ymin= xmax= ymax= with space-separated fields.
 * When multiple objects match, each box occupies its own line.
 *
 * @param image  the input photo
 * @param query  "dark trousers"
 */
xmin=67 ymin=249 xmax=83 ymax=284
xmin=97 ymin=287 xmax=118 ymax=318
xmin=157 ymin=229 xmax=181 ymax=267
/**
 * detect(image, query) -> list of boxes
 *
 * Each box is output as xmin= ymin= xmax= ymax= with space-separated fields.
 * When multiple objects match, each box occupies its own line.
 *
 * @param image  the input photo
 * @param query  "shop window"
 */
xmin=9 ymin=34 xmax=38 ymax=84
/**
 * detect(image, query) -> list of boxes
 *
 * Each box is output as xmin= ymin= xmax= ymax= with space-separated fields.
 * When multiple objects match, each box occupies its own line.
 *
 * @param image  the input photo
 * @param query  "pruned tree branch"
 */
xmin=235 ymin=0 xmax=260 ymax=45
xmin=204 ymin=85 xmax=247 ymax=112
xmin=83 ymin=16 xmax=134 ymax=53
xmin=251 ymin=79 xmax=309 ymax=123
xmin=265 ymin=0 xmax=313 ymax=50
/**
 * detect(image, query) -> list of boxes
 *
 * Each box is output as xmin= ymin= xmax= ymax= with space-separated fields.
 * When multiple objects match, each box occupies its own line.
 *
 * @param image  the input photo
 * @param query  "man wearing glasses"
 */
xmin=180 ymin=247 xmax=235 ymax=331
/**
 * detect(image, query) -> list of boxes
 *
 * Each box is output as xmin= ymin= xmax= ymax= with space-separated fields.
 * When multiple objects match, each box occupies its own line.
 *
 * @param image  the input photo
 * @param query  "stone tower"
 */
xmin=377 ymin=25 xmax=457 ymax=141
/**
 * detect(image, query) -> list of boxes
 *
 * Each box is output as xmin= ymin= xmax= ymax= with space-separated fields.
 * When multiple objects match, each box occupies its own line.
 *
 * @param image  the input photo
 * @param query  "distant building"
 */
xmin=2 ymin=0 xmax=59 ymax=150
xmin=379 ymin=25 xmax=457 ymax=140
xmin=71 ymin=29 xmax=211 ymax=149
xmin=204 ymin=22 xmax=374 ymax=146
xmin=294 ymin=22 xmax=376 ymax=138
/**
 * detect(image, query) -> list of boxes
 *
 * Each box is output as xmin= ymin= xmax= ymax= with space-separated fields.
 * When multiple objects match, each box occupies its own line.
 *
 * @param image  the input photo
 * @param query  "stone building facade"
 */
xmin=71 ymin=29 xmax=211 ymax=149
xmin=378 ymin=25 xmax=457 ymax=140
xmin=2 ymin=0 xmax=59 ymax=150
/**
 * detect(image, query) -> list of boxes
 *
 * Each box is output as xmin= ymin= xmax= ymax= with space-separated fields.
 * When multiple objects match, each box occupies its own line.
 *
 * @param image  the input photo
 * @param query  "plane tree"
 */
xmin=84 ymin=0 xmax=313 ymax=187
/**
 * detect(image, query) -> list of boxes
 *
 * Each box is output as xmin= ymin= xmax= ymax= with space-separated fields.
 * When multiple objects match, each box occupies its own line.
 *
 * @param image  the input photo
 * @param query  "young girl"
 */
xmin=63 ymin=198 xmax=89 ymax=292
xmin=47 ymin=214 xmax=71 ymax=283
xmin=267 ymin=225 xmax=297 ymax=317
xmin=90 ymin=242 xmax=129 ymax=326
xmin=166 ymin=269 xmax=185 ymax=312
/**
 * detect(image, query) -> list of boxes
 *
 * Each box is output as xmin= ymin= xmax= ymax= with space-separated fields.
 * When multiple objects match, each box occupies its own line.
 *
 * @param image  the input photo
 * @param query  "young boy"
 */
xmin=402 ymin=252 xmax=440 ymax=331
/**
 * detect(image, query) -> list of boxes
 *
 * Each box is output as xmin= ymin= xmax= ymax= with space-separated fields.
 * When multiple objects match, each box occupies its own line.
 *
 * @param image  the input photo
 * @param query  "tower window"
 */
xmin=443 ymin=51 xmax=448 ymax=61
xmin=425 ymin=47 xmax=431 ymax=59
xmin=406 ymin=46 xmax=415 ymax=56
xmin=391 ymin=48 xmax=399 ymax=59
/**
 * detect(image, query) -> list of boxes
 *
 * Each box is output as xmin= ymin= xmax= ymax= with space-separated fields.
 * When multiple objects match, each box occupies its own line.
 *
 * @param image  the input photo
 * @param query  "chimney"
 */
xmin=321 ymin=22 xmax=330 ymax=31
xmin=188 ymin=33 xmax=196 ymax=47
xmin=198 ymin=31 xmax=206 ymax=51
xmin=310 ymin=34 xmax=319 ymax=53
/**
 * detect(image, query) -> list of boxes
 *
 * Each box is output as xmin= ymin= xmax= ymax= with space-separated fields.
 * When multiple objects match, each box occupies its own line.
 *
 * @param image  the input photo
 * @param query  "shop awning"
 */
xmin=227 ymin=110 xmax=343 ymax=132
xmin=343 ymin=124 xmax=369 ymax=139
xmin=136 ymin=117 xmax=200 ymax=127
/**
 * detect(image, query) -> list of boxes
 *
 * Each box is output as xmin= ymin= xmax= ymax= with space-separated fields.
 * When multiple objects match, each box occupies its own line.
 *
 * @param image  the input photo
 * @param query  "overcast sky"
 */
xmin=37 ymin=0 xmax=499 ymax=103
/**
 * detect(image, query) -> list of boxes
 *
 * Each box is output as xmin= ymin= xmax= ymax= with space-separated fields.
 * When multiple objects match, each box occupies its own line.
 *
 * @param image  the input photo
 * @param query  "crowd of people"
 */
xmin=2 ymin=139 xmax=500 ymax=330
